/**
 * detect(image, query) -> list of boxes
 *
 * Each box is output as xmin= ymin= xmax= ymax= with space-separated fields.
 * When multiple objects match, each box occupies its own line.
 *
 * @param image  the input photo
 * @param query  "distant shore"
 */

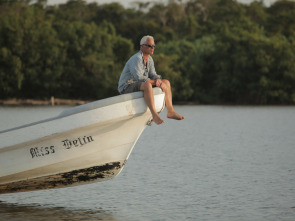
xmin=0 ymin=97 xmax=92 ymax=106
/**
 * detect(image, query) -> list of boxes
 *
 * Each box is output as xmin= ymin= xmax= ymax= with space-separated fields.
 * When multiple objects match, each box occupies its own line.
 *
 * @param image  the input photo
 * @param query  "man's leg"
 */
xmin=140 ymin=81 xmax=164 ymax=125
xmin=161 ymin=79 xmax=184 ymax=120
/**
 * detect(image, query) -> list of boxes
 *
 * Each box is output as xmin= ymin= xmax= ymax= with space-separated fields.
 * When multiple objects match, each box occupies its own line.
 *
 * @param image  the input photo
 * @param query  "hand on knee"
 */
xmin=160 ymin=79 xmax=170 ymax=92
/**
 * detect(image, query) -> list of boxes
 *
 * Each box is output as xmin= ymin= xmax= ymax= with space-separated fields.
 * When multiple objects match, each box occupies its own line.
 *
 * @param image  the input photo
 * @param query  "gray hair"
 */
xmin=140 ymin=35 xmax=154 ymax=45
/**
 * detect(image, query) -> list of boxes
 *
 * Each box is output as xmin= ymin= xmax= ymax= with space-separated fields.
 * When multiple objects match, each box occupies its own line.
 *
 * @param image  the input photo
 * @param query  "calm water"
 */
xmin=0 ymin=105 xmax=295 ymax=221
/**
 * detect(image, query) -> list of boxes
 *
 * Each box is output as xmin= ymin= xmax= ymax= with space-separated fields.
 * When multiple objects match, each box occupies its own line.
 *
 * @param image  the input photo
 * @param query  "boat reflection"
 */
xmin=0 ymin=201 xmax=118 ymax=221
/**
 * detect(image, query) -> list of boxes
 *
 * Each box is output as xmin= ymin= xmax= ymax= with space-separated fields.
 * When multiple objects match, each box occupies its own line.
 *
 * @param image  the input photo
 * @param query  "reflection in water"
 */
xmin=0 ymin=201 xmax=118 ymax=221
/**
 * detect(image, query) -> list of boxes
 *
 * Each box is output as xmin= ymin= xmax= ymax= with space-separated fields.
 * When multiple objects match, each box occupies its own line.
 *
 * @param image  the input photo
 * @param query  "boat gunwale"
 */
xmin=0 ymin=88 xmax=164 ymax=134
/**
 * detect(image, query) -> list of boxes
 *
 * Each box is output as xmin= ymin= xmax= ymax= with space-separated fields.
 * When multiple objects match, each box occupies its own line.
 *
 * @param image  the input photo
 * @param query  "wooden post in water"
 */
xmin=51 ymin=96 xmax=55 ymax=106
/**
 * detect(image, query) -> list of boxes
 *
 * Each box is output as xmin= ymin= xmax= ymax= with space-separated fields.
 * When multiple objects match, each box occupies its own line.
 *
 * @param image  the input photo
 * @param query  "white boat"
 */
xmin=0 ymin=87 xmax=165 ymax=194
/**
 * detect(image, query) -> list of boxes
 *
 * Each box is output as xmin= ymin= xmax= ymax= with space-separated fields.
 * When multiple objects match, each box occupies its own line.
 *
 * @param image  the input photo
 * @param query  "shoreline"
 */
xmin=0 ymin=98 xmax=294 ymax=106
xmin=0 ymin=98 xmax=92 ymax=106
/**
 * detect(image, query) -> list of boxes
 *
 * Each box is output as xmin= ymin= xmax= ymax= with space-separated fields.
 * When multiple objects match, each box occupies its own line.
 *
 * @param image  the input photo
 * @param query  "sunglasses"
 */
xmin=143 ymin=44 xmax=156 ymax=48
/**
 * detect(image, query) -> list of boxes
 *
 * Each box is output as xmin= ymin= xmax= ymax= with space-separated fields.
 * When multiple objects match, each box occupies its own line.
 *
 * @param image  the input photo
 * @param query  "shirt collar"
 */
xmin=140 ymin=50 xmax=150 ymax=63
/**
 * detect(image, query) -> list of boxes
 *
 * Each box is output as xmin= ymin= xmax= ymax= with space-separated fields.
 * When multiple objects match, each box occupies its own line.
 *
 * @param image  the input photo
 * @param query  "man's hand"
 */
xmin=155 ymin=78 xmax=162 ymax=87
xmin=155 ymin=78 xmax=167 ymax=92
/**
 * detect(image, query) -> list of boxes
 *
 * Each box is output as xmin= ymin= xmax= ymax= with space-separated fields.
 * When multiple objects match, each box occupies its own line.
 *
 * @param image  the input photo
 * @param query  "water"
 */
xmin=0 ymin=105 xmax=295 ymax=221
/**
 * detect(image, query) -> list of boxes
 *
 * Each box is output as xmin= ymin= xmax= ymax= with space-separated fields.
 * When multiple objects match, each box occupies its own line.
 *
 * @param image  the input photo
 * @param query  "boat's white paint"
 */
xmin=0 ymin=88 xmax=165 ymax=194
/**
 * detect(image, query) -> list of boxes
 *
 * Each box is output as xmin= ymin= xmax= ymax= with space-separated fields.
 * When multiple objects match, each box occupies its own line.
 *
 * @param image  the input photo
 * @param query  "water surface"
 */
xmin=0 ymin=105 xmax=295 ymax=220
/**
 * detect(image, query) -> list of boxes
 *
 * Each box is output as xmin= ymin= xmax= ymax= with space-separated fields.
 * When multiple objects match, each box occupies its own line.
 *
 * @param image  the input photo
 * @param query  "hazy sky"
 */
xmin=47 ymin=0 xmax=278 ymax=7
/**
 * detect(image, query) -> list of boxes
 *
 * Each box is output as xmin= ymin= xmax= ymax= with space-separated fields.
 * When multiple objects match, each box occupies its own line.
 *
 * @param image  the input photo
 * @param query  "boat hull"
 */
xmin=0 ymin=88 xmax=165 ymax=194
xmin=0 ymin=161 xmax=123 ymax=194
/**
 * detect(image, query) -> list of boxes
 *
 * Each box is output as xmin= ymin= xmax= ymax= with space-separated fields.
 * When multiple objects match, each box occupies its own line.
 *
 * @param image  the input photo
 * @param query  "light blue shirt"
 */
xmin=118 ymin=51 xmax=161 ymax=93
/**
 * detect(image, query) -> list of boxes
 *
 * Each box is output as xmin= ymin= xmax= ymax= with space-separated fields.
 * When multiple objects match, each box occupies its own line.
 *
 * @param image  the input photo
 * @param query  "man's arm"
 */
xmin=148 ymin=56 xmax=162 ymax=81
xmin=129 ymin=56 xmax=147 ymax=82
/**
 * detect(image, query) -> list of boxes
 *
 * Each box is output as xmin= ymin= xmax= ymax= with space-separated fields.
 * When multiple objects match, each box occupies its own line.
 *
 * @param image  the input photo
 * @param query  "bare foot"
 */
xmin=152 ymin=113 xmax=165 ymax=125
xmin=167 ymin=111 xmax=185 ymax=120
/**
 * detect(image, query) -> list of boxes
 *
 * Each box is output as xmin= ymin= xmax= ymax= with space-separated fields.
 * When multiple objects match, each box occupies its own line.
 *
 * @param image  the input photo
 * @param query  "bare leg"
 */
xmin=161 ymin=80 xmax=184 ymax=120
xmin=140 ymin=81 xmax=164 ymax=125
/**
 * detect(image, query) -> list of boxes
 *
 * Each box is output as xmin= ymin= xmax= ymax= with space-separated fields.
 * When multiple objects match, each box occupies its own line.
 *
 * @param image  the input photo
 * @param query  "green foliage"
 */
xmin=0 ymin=0 xmax=294 ymax=104
xmin=0 ymin=48 xmax=23 ymax=98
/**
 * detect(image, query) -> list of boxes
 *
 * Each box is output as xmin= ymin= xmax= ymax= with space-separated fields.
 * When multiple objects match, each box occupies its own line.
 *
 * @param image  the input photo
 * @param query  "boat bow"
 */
xmin=0 ymin=88 xmax=165 ymax=194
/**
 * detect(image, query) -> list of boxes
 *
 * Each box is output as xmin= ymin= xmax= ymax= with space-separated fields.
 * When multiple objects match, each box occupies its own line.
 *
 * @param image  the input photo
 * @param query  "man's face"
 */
xmin=141 ymin=38 xmax=155 ymax=55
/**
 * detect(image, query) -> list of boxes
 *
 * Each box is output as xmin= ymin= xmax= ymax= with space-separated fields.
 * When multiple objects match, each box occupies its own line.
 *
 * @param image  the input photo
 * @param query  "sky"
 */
xmin=46 ymin=0 xmax=278 ymax=7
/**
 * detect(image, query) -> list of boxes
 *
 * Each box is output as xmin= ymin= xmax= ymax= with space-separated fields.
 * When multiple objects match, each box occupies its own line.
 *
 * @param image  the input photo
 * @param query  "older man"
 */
xmin=118 ymin=35 xmax=184 ymax=125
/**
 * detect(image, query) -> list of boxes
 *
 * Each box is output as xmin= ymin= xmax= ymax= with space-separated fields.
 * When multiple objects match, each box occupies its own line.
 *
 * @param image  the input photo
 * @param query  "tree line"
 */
xmin=0 ymin=0 xmax=295 ymax=104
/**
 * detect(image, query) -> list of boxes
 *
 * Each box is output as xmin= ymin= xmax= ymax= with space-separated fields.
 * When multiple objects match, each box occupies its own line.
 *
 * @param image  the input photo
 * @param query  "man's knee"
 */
xmin=162 ymin=79 xmax=171 ymax=87
xmin=140 ymin=81 xmax=153 ymax=91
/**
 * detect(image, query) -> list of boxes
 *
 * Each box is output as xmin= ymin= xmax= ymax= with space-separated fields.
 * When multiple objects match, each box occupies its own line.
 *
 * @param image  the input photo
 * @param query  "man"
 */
xmin=118 ymin=35 xmax=184 ymax=125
